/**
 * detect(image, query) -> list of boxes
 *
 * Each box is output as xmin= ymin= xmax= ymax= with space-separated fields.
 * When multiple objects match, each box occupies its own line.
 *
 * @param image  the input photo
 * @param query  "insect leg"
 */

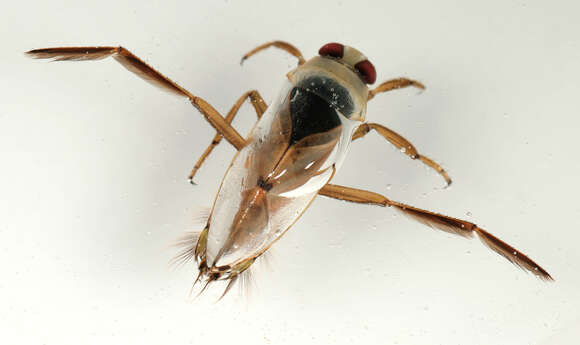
xmin=318 ymin=183 xmax=553 ymax=281
xmin=26 ymin=46 xmax=246 ymax=150
xmin=368 ymin=78 xmax=425 ymax=100
xmin=241 ymin=41 xmax=306 ymax=65
xmin=188 ymin=90 xmax=267 ymax=184
xmin=352 ymin=123 xmax=452 ymax=186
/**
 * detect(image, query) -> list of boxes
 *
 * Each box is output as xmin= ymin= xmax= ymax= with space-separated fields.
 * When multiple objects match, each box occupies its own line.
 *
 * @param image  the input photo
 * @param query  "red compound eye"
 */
xmin=354 ymin=60 xmax=376 ymax=84
xmin=318 ymin=43 xmax=344 ymax=59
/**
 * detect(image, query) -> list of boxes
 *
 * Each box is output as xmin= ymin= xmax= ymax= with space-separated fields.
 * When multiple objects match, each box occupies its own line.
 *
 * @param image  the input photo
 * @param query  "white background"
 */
xmin=1 ymin=1 xmax=579 ymax=344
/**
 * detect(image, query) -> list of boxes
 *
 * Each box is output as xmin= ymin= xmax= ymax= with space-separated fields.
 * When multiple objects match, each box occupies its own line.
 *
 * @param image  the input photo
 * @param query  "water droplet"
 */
xmin=466 ymin=211 xmax=472 ymax=216
xmin=400 ymin=147 xmax=406 ymax=153
xmin=386 ymin=184 xmax=392 ymax=190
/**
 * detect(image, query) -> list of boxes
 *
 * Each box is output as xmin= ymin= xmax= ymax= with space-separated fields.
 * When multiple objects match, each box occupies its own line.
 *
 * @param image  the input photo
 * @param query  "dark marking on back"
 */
xmin=198 ymin=260 xmax=207 ymax=270
xmin=289 ymin=87 xmax=341 ymax=144
xmin=217 ymin=265 xmax=231 ymax=272
xmin=296 ymin=76 xmax=354 ymax=115
xmin=257 ymin=177 xmax=273 ymax=191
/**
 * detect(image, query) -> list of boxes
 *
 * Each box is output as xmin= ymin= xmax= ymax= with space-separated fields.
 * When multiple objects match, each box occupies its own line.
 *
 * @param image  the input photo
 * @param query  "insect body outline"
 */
xmin=27 ymin=41 xmax=553 ymax=299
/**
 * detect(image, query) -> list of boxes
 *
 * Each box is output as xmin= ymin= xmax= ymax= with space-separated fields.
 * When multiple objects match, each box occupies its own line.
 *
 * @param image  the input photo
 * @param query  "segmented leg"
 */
xmin=26 ymin=46 xmax=246 ymax=150
xmin=188 ymin=90 xmax=267 ymax=184
xmin=318 ymin=183 xmax=553 ymax=281
xmin=241 ymin=41 xmax=306 ymax=65
xmin=352 ymin=123 xmax=452 ymax=186
xmin=368 ymin=78 xmax=425 ymax=101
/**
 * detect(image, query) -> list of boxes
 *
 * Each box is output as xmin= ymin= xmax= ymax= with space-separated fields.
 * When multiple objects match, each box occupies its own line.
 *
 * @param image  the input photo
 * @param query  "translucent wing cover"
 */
xmin=206 ymin=80 xmax=358 ymax=268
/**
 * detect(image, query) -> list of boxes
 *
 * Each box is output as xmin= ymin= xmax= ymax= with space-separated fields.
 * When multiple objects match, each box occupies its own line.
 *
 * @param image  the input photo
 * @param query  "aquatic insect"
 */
xmin=27 ymin=41 xmax=552 ymax=298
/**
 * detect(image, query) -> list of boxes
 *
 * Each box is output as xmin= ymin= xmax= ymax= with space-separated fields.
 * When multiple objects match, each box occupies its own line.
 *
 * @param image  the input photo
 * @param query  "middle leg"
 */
xmin=352 ymin=123 xmax=452 ymax=186
xmin=188 ymin=90 xmax=267 ymax=184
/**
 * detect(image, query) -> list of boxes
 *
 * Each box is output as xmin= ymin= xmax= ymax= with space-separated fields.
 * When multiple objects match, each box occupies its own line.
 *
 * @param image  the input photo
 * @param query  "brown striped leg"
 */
xmin=188 ymin=90 xmax=267 ymax=184
xmin=318 ymin=183 xmax=553 ymax=281
xmin=240 ymin=41 xmax=306 ymax=65
xmin=368 ymin=78 xmax=425 ymax=101
xmin=352 ymin=123 xmax=452 ymax=186
xmin=26 ymin=46 xmax=246 ymax=150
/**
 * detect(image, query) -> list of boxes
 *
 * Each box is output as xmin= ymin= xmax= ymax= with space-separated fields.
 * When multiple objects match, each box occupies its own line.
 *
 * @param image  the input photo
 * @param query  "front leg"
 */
xmin=368 ymin=78 xmax=425 ymax=101
xmin=240 ymin=41 xmax=305 ymax=65
xmin=318 ymin=183 xmax=552 ymax=281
